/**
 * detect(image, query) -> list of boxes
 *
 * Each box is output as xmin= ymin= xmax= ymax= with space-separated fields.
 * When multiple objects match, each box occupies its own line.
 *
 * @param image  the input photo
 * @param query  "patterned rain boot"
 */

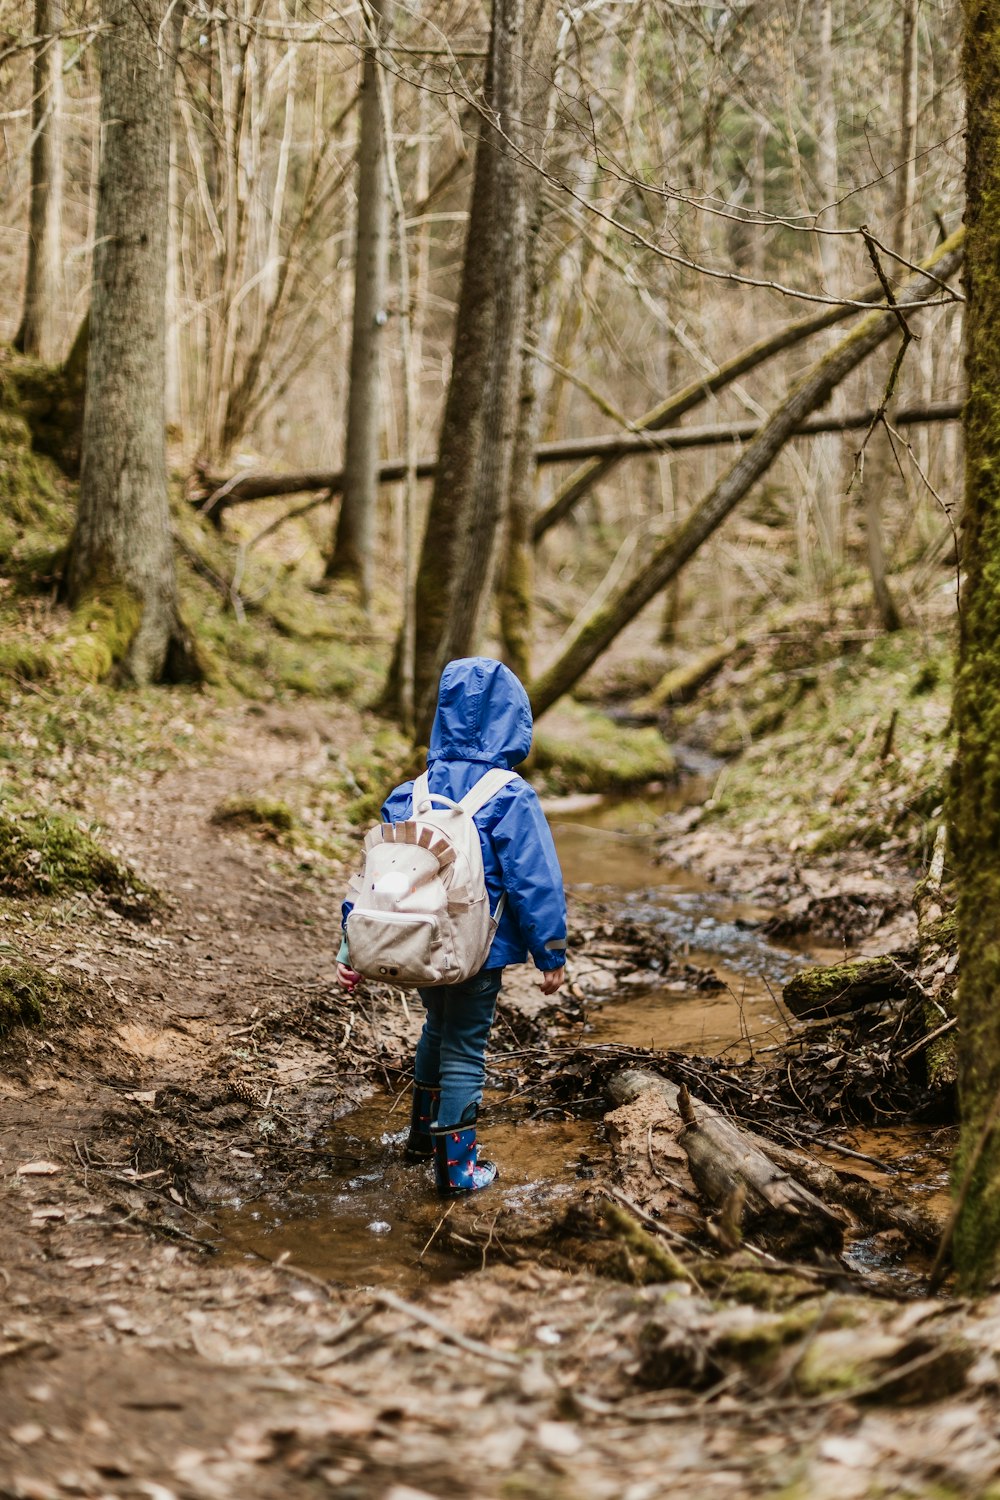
xmin=431 ymin=1110 xmax=498 ymax=1195
xmin=403 ymin=1082 xmax=440 ymax=1163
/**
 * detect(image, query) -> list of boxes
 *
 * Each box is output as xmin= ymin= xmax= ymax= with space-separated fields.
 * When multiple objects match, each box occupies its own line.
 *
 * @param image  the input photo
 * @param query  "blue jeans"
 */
xmin=413 ymin=968 xmax=503 ymax=1128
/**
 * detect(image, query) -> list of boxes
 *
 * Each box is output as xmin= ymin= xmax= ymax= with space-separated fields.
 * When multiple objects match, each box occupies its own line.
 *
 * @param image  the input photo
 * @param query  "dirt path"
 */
xmin=2 ymin=701 xmax=1000 ymax=1500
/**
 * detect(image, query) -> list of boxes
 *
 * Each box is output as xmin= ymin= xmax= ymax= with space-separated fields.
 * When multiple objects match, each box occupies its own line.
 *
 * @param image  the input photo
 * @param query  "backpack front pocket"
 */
xmin=346 ymin=909 xmax=448 ymax=985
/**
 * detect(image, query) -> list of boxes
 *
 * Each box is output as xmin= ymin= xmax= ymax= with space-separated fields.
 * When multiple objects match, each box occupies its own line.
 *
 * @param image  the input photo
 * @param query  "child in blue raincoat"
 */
xmin=337 ymin=657 xmax=567 ymax=1195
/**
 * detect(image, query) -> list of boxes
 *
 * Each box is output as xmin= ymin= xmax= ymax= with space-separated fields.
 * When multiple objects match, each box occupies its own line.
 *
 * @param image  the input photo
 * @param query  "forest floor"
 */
xmin=1 ymin=365 xmax=993 ymax=1497
xmin=2 ymin=676 xmax=1000 ymax=1500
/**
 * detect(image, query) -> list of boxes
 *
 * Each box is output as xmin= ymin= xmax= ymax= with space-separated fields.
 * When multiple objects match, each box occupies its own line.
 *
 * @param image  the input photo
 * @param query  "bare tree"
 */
xmin=14 ymin=0 xmax=64 ymax=361
xmin=64 ymin=0 xmax=196 ymax=684
xmin=396 ymin=0 xmax=558 ymax=737
xmin=527 ymin=234 xmax=963 ymax=717
xmin=327 ymin=0 xmax=391 ymax=609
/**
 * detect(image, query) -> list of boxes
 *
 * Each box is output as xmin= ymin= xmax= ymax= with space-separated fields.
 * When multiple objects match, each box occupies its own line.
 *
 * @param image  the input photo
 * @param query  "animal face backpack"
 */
xmin=345 ymin=768 xmax=515 ymax=986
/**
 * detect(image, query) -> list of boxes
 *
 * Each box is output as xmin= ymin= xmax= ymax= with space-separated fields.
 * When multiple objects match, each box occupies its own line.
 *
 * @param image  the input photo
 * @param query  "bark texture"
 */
xmin=15 ymin=0 xmax=64 ymax=362
xmin=64 ymin=0 xmax=195 ymax=685
xmin=404 ymin=0 xmax=557 ymax=738
xmin=327 ymin=0 xmax=390 ymax=607
xmin=950 ymin=0 xmax=1000 ymax=1292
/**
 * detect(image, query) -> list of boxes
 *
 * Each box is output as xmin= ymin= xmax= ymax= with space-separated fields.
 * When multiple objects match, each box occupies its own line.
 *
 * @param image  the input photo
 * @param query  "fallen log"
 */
xmin=608 ymin=1066 xmax=942 ymax=1252
xmin=607 ymin=1068 xmax=846 ymax=1256
xmin=526 ymin=232 xmax=963 ymax=719
xmin=631 ymin=637 xmax=742 ymax=715
xmin=782 ymin=953 xmax=914 ymax=1019
xmin=189 ymin=402 xmax=962 ymax=516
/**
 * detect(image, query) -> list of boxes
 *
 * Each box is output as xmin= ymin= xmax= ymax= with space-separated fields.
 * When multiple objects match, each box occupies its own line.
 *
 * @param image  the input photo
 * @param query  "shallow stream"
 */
xmin=215 ymin=791 xmax=952 ymax=1291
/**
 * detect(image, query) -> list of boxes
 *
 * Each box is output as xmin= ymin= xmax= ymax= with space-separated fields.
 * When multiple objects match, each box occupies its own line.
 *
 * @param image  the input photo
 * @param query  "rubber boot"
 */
xmin=431 ymin=1108 xmax=498 ymax=1195
xmin=404 ymin=1082 xmax=440 ymax=1163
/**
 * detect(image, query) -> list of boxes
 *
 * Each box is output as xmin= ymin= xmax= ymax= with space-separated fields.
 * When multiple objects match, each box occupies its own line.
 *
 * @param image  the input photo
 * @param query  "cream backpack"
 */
xmin=344 ymin=768 xmax=516 ymax=987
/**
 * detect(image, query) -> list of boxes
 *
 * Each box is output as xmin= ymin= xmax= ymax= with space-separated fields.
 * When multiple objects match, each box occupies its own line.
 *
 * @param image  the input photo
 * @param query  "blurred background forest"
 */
xmin=0 ymin=0 xmax=967 ymax=728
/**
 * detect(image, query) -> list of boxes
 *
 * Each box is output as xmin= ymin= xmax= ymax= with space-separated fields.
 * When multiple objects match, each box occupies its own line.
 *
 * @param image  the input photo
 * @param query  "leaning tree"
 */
xmin=63 ymin=0 xmax=197 ymax=684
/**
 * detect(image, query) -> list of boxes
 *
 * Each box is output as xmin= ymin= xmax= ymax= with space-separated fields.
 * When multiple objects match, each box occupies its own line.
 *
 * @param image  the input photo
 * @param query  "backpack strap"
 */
xmin=411 ymin=770 xmax=430 ymax=815
xmin=458 ymin=768 xmax=517 ymax=818
xmin=459 ymin=769 xmax=517 ymax=927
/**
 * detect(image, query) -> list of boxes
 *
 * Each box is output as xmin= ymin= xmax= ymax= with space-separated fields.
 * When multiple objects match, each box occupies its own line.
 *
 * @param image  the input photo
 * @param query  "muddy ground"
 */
xmin=2 ymin=700 xmax=1000 ymax=1500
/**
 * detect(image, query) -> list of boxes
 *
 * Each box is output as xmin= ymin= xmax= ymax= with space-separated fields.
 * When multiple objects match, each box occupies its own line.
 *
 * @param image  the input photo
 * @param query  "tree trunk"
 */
xmin=810 ymin=0 xmax=845 ymax=579
xmin=859 ymin=0 xmax=920 ymax=630
xmin=607 ymin=1070 xmax=846 ymax=1256
xmin=427 ymin=0 xmax=528 ymax=701
xmin=898 ymin=0 xmax=920 ymax=262
xmin=527 ymin=232 xmax=963 ymax=718
xmin=194 ymin=401 xmax=961 ymax=513
xmin=497 ymin=0 xmax=561 ymax=682
xmin=404 ymin=0 xmax=556 ymax=737
xmin=406 ymin=74 xmax=498 ymax=729
xmin=498 ymin=338 xmax=539 ymax=683
xmin=14 ymin=0 xmax=64 ymax=362
xmin=864 ymin=458 xmax=904 ymax=631
xmin=326 ymin=0 xmax=390 ymax=609
xmin=949 ymin=0 xmax=1000 ymax=1293
xmin=63 ymin=0 xmax=197 ymax=686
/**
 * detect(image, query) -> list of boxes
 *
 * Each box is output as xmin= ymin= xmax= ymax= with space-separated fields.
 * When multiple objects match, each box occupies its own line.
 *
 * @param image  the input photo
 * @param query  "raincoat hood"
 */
xmin=428 ymin=657 xmax=533 ymax=769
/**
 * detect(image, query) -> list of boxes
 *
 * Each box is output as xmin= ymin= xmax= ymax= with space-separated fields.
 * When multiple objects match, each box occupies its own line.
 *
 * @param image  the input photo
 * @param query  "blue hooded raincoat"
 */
xmin=378 ymin=657 xmax=568 ymax=973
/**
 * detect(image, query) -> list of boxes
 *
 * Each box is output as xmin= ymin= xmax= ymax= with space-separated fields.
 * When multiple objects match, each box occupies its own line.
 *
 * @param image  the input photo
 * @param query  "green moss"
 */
xmin=0 ymin=961 xmax=70 ymax=1036
xmin=694 ymin=1260 xmax=826 ymax=1308
xmin=3 ymin=348 xmax=86 ymax=476
xmin=211 ymin=796 xmax=298 ymax=839
xmin=0 ymin=806 xmax=152 ymax=902
xmin=62 ymin=588 xmax=143 ymax=682
xmin=534 ymin=704 xmax=676 ymax=794
xmin=320 ymin=724 xmax=419 ymax=827
xmin=175 ymin=505 xmax=386 ymax=706
xmin=700 ymin=628 xmax=954 ymax=862
xmin=712 ymin=1303 xmax=837 ymax=1365
xmin=0 ymin=638 xmax=54 ymax=683
xmin=0 ymin=409 xmax=71 ymax=583
xmin=921 ymin=912 xmax=958 ymax=950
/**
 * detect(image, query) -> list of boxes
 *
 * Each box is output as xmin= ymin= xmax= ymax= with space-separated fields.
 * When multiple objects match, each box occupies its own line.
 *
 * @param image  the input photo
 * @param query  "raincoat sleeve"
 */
xmin=490 ymin=784 xmax=567 ymax=972
xmin=340 ymin=780 xmax=415 ymax=934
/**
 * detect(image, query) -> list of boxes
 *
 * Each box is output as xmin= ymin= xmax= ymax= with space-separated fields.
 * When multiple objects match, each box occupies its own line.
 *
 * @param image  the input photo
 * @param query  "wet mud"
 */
xmin=1 ymin=708 xmax=977 ymax=1500
xmin=214 ymin=795 xmax=952 ymax=1298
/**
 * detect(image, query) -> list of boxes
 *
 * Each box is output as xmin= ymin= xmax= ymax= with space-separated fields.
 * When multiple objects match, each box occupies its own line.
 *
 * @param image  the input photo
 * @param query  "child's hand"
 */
xmin=337 ymin=962 xmax=362 ymax=992
xmin=537 ymin=966 xmax=565 ymax=995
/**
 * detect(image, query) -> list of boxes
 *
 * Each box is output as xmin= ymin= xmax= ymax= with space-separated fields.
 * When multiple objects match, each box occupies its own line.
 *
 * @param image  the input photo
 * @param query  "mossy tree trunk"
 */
xmin=496 ymin=4 xmax=559 ymax=683
xmin=948 ymin=0 xmax=1000 ymax=1293
xmin=63 ymin=0 xmax=197 ymax=685
xmin=14 ymin=0 xmax=64 ymax=362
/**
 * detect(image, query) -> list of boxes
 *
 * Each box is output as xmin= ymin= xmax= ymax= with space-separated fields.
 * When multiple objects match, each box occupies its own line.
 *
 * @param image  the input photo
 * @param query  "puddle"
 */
xmin=216 ymin=786 xmax=947 ymax=1292
xmin=215 ymin=1098 xmax=604 ymax=1289
xmin=548 ymin=795 xmax=818 ymax=1060
xmin=834 ymin=1124 xmax=956 ymax=1291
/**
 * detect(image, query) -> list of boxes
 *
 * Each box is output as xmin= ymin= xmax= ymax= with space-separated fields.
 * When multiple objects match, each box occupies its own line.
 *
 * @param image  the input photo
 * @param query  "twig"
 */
xmin=419 ymin=1201 xmax=456 ymax=1259
xmin=779 ymin=1128 xmax=897 ymax=1174
xmin=898 ymin=1015 xmax=958 ymax=1064
xmin=860 ymin=225 xmax=915 ymax=340
xmin=603 ymin=1186 xmax=704 ymax=1260
xmin=373 ymin=1289 xmax=521 ymax=1368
